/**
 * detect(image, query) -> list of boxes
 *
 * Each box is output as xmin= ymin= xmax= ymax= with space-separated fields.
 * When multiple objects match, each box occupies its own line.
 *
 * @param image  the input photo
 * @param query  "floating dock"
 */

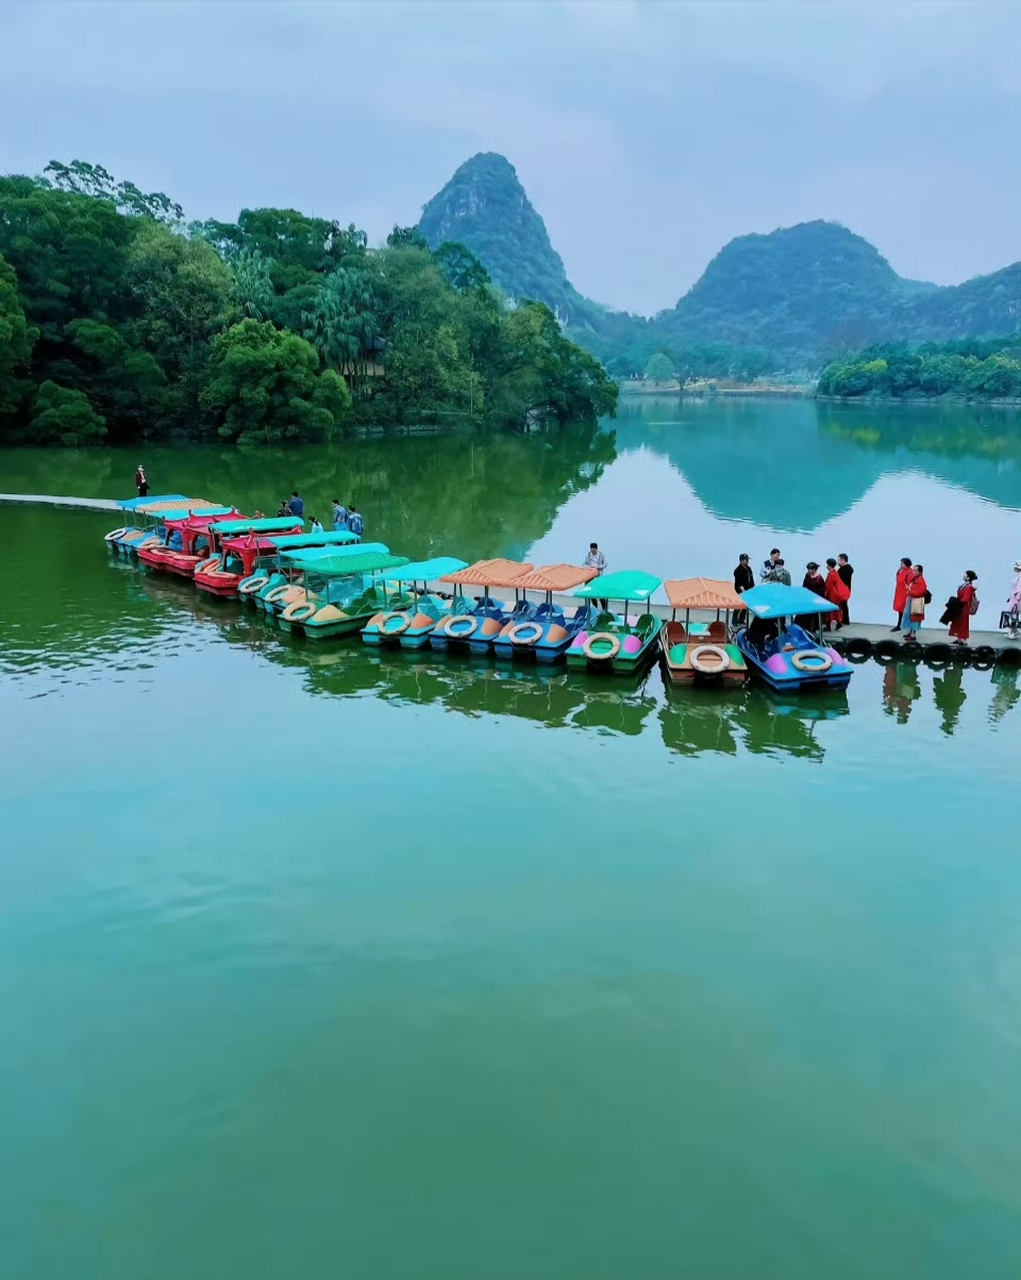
xmin=0 ymin=492 xmax=120 ymax=511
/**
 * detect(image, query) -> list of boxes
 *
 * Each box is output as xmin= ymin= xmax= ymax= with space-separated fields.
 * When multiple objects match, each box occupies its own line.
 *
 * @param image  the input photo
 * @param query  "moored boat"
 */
xmin=193 ymin=517 xmax=311 ymax=598
xmin=735 ymin=584 xmax=853 ymax=690
xmin=137 ymin=508 xmax=241 ymax=576
xmin=659 ymin=578 xmax=749 ymax=685
xmin=430 ymin=559 xmax=534 ymax=654
xmin=491 ymin=564 xmax=598 ymax=663
xmin=360 ymin=557 xmax=469 ymax=647
xmin=257 ymin=542 xmax=393 ymax=618
xmin=565 ymin=570 xmax=662 ymax=674
xmin=275 ymin=548 xmax=412 ymax=639
xmin=105 ymin=496 xmax=222 ymax=557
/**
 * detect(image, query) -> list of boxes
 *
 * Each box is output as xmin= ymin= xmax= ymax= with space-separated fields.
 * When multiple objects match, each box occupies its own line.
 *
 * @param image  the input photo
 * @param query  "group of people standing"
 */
xmin=733 ymin=549 xmax=854 ymax=628
xmin=273 ymin=491 xmax=364 ymax=538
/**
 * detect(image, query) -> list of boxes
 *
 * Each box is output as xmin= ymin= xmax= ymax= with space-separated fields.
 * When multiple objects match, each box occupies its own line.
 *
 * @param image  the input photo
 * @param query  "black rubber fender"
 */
xmin=899 ymin=640 xmax=923 ymax=663
xmin=874 ymin=639 xmax=900 ymax=664
xmin=972 ymin=644 xmax=996 ymax=670
xmin=924 ymin=642 xmax=954 ymax=670
xmin=845 ymin=636 xmax=872 ymax=659
xmin=995 ymin=645 xmax=1021 ymax=668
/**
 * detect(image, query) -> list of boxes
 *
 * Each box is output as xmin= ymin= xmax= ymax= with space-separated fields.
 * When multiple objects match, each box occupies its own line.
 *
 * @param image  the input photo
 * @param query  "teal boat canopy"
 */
xmin=285 ymin=550 xmax=410 ymax=577
xmin=741 ymin=584 xmax=839 ymax=619
xmin=268 ymin=530 xmax=359 ymax=549
xmin=280 ymin=541 xmax=389 ymax=565
xmin=117 ymin=493 xmax=188 ymax=511
xmin=210 ymin=516 xmax=303 ymax=536
xmin=374 ymin=556 xmax=468 ymax=582
xmin=160 ymin=504 xmax=236 ymax=522
xmin=574 ymin=570 xmax=662 ymax=601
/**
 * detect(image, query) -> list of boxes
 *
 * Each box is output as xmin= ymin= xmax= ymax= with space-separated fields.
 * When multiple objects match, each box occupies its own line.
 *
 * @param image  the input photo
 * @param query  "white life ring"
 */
xmin=508 ymin=621 xmax=544 ymax=646
xmin=282 ymin=600 xmax=318 ymax=623
xmin=239 ymin=575 xmax=269 ymax=595
xmin=379 ymin=611 xmax=411 ymax=636
xmin=582 ymin=632 xmax=621 ymax=661
xmin=690 ymin=644 xmax=731 ymax=675
xmin=446 ymin=614 xmax=478 ymax=639
xmin=791 ymin=649 xmax=833 ymax=673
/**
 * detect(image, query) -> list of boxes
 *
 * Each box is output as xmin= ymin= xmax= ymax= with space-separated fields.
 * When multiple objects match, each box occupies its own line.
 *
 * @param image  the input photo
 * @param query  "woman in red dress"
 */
xmin=823 ymin=557 xmax=848 ymax=630
xmin=948 ymin=570 xmax=978 ymax=645
xmin=891 ymin=556 xmax=913 ymax=631
xmin=903 ymin=565 xmax=928 ymax=638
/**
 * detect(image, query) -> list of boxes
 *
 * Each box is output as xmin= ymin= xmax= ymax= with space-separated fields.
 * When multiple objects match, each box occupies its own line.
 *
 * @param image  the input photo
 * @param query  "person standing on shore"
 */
xmin=947 ymin=570 xmax=978 ymax=646
xmin=837 ymin=553 xmax=854 ymax=625
xmin=823 ymin=558 xmax=848 ymax=630
xmin=892 ymin=556 xmax=913 ymax=631
xmin=134 ymin=463 xmax=149 ymax=498
xmin=903 ymin=565 xmax=928 ymax=638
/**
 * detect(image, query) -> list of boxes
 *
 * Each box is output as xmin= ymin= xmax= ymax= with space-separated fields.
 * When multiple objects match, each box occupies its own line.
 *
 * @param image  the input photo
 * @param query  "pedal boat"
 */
xmin=104 ymin=496 xmax=219 ymax=557
xmin=735 ymin=584 xmax=853 ymax=691
xmin=193 ymin=517 xmax=307 ymax=598
xmin=491 ymin=564 xmax=598 ymax=663
xmin=256 ymin=543 xmax=392 ymax=618
xmin=660 ymin=578 xmax=749 ymax=685
xmin=274 ymin=548 xmax=412 ymax=639
xmin=360 ymin=557 xmax=469 ymax=647
xmin=430 ymin=559 xmax=535 ymax=654
xmin=137 ymin=507 xmax=240 ymax=575
xmin=565 ymin=570 xmax=663 ymax=674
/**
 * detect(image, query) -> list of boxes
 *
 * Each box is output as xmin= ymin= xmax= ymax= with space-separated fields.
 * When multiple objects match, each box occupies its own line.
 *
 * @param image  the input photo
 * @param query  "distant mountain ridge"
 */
xmin=417 ymin=153 xmax=1021 ymax=374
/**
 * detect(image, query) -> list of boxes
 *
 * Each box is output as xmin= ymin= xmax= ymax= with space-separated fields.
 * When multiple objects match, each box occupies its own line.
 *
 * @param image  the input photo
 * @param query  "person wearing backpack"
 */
xmin=903 ymin=565 xmax=929 ymax=638
xmin=948 ymin=570 xmax=979 ymax=645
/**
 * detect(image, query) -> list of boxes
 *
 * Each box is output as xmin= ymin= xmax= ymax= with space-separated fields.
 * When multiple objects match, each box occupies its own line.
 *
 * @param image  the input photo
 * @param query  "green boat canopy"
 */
xmin=269 ymin=530 xmax=359 ymax=549
xmin=210 ymin=517 xmax=303 ymax=536
xmin=374 ymin=556 xmax=468 ymax=582
xmin=280 ymin=541 xmax=389 ymax=565
xmin=285 ymin=550 xmax=410 ymax=577
xmin=574 ymin=570 xmax=662 ymax=601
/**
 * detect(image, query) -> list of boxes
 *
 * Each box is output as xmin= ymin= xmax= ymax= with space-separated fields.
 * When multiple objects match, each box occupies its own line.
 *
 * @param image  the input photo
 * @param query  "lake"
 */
xmin=2 ymin=397 xmax=1020 ymax=1279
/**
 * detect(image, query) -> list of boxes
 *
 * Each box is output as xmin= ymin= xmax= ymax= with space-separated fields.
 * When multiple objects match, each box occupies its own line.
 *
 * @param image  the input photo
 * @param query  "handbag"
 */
xmin=969 ymin=593 xmax=980 ymax=616
xmin=910 ymin=596 xmax=925 ymax=619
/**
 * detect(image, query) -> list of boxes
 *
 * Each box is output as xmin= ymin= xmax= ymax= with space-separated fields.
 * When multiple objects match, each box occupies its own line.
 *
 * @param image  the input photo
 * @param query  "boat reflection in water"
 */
xmin=659 ymin=684 xmax=849 ymax=762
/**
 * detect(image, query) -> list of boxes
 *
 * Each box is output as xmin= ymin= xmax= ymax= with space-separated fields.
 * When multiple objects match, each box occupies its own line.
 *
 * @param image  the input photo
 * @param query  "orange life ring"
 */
xmin=446 ymin=614 xmax=478 ymax=639
xmin=379 ymin=611 xmax=411 ymax=636
xmin=791 ymin=649 xmax=833 ymax=673
xmin=508 ymin=621 xmax=544 ymax=646
xmin=282 ymin=600 xmax=318 ymax=623
xmin=582 ymin=632 xmax=621 ymax=660
xmin=690 ymin=644 xmax=731 ymax=675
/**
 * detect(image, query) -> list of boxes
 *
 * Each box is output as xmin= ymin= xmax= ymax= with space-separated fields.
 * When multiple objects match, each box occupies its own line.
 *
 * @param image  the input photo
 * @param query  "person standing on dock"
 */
xmin=134 ymin=464 xmax=149 ymax=498
xmin=823 ymin=558 xmax=848 ymax=630
xmin=733 ymin=554 xmax=754 ymax=624
xmin=947 ymin=571 xmax=979 ymax=646
xmin=347 ymin=505 xmax=364 ymax=538
xmin=773 ymin=558 xmax=792 ymax=586
xmin=903 ymin=565 xmax=929 ymax=638
xmin=837 ymin=554 xmax=854 ymax=625
xmin=331 ymin=498 xmax=348 ymax=531
xmin=761 ymin=548 xmax=782 ymax=581
xmin=585 ymin=542 xmax=609 ymax=610
xmin=795 ymin=562 xmax=825 ymax=629
xmin=288 ymin=490 xmax=304 ymax=519
xmin=1004 ymin=561 xmax=1021 ymax=639
xmin=892 ymin=556 xmax=913 ymax=631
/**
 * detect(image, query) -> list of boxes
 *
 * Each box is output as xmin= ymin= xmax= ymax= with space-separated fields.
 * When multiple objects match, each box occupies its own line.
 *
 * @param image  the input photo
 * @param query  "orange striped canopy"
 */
xmin=440 ymin=558 xmax=534 ymax=588
xmin=513 ymin=564 xmax=599 ymax=592
xmin=664 ymin=577 xmax=744 ymax=611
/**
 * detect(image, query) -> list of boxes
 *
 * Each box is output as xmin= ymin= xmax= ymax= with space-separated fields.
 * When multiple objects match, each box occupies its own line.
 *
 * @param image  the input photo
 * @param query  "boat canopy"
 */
xmin=283 ymin=550 xmax=410 ymax=577
xmin=574 ymin=570 xmax=661 ymax=601
xmin=280 ymin=541 xmax=389 ymax=565
xmin=165 ymin=508 xmax=242 ymax=531
xmin=440 ymin=558 xmax=533 ymax=588
xmin=268 ymin=530 xmax=359 ymax=549
xmin=514 ymin=564 xmax=599 ymax=593
xmin=209 ymin=517 xmax=303 ymax=536
xmin=374 ymin=556 xmax=468 ymax=582
xmin=664 ymin=577 xmax=744 ymax=611
xmin=741 ymin=583 xmax=839 ymax=619
xmin=160 ymin=504 xmax=237 ymax=522
xmin=116 ymin=493 xmax=189 ymax=512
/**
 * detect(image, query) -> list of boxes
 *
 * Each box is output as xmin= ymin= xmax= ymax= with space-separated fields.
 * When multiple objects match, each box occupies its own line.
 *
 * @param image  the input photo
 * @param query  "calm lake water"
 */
xmin=2 ymin=398 xmax=1020 ymax=1279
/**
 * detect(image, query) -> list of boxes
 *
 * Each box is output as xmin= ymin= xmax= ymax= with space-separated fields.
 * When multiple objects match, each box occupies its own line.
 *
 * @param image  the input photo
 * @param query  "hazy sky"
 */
xmin=1 ymin=1 xmax=1018 ymax=314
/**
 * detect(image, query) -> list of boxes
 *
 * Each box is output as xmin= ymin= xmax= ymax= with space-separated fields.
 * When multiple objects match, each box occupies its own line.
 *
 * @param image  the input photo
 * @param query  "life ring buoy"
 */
xmin=283 ymin=600 xmax=318 ymax=623
xmin=446 ymin=614 xmax=478 ymax=639
xmin=105 ymin=527 xmax=130 ymax=542
xmin=791 ymin=649 xmax=833 ymax=673
xmin=379 ymin=612 xmax=411 ymax=636
xmin=265 ymin=584 xmax=293 ymax=604
xmin=690 ymin=644 xmax=731 ymax=675
xmin=508 ymin=621 xmax=544 ymax=646
xmin=239 ymin=575 xmax=269 ymax=595
xmin=583 ymin=632 xmax=621 ymax=661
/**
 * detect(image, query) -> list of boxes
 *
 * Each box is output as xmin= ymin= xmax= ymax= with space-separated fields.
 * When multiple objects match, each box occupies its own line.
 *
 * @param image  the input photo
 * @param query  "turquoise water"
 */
xmin=1 ymin=400 xmax=1020 ymax=1278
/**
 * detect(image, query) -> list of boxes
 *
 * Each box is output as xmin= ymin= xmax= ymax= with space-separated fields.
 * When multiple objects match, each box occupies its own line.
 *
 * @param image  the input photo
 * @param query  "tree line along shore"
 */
xmin=0 ymin=162 xmax=617 ymax=448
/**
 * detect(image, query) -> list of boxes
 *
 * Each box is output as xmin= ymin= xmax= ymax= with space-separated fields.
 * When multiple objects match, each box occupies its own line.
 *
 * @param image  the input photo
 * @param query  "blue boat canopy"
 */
xmin=741 ymin=584 xmax=839 ymax=619
xmin=116 ymin=493 xmax=189 ymax=511
xmin=280 ymin=541 xmax=389 ymax=565
xmin=268 ymin=530 xmax=359 ymax=549
xmin=375 ymin=556 xmax=468 ymax=582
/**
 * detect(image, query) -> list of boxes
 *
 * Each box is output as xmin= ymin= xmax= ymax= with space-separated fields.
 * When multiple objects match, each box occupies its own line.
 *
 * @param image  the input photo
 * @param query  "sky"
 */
xmin=1 ymin=0 xmax=1019 ymax=315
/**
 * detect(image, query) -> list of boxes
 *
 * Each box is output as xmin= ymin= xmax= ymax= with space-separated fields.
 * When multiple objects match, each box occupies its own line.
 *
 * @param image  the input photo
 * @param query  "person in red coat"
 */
xmin=948 ymin=570 xmax=978 ymax=645
xmin=891 ymin=556 xmax=913 ymax=631
xmin=903 ymin=565 xmax=928 ymax=637
xmin=823 ymin=557 xmax=848 ymax=630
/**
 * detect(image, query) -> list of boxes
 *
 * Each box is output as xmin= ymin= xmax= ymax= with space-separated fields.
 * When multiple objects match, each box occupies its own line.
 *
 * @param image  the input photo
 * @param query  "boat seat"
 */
xmin=668 ymin=644 xmax=689 ymax=665
xmin=708 ymin=620 xmax=727 ymax=642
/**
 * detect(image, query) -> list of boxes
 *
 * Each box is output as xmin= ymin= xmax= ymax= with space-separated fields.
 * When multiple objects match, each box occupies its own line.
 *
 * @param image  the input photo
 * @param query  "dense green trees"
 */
xmin=0 ymin=165 xmax=617 ymax=447
xmin=817 ymin=338 xmax=1021 ymax=400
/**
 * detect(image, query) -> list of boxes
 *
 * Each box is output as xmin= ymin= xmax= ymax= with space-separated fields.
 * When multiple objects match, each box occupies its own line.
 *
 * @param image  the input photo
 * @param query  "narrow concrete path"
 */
xmin=0 ymin=492 xmax=120 ymax=511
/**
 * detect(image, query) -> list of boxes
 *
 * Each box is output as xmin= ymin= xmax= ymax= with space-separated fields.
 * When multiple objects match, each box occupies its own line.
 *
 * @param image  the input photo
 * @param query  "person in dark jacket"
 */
xmin=288 ymin=490 xmax=304 ymax=518
xmin=134 ymin=464 xmax=149 ymax=497
xmin=733 ymin=554 xmax=754 ymax=594
xmin=795 ymin=562 xmax=825 ymax=630
xmin=837 ymin=553 xmax=854 ymax=625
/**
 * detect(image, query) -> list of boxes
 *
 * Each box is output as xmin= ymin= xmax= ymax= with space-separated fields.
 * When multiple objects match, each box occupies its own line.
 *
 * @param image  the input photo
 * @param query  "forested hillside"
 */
xmin=817 ymin=337 xmax=1021 ymax=400
xmin=0 ymin=162 xmax=617 ymax=446
xmin=417 ymin=153 xmax=1021 ymax=378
